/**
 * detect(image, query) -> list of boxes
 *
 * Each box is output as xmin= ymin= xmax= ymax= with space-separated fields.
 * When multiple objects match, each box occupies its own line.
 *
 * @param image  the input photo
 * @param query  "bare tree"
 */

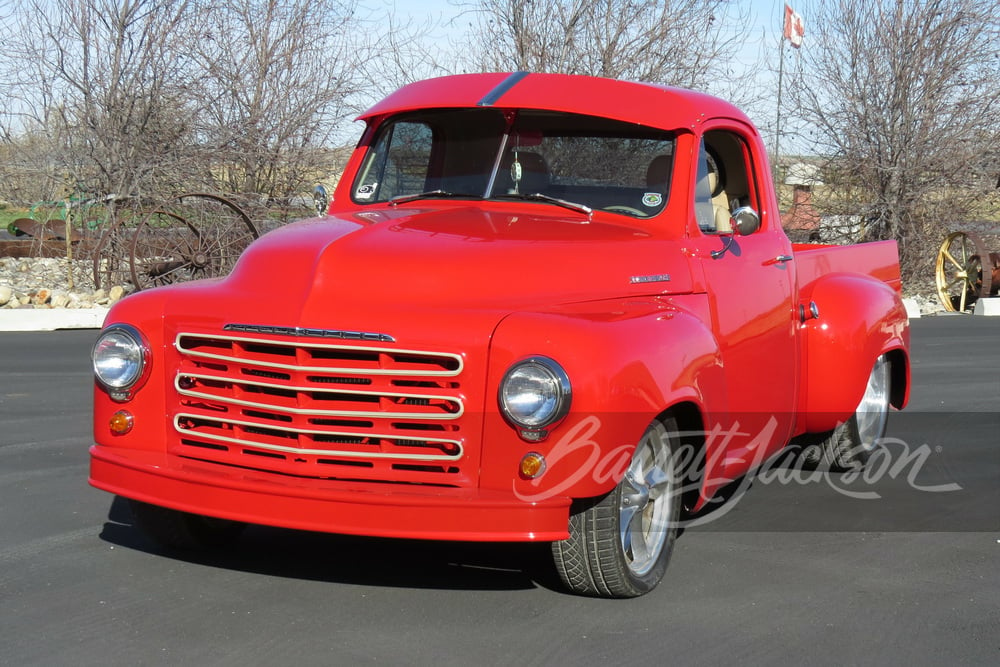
xmin=355 ymin=8 xmax=458 ymax=94
xmin=464 ymin=0 xmax=758 ymax=101
xmin=190 ymin=0 xmax=366 ymax=206
xmin=0 ymin=0 xmax=451 ymax=214
xmin=786 ymin=0 xmax=1000 ymax=282
xmin=1 ymin=0 xmax=198 ymax=202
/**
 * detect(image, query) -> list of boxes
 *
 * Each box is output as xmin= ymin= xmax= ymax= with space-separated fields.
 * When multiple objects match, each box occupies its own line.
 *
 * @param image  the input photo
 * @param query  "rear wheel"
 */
xmin=552 ymin=418 xmax=681 ymax=598
xmin=803 ymin=354 xmax=891 ymax=471
xmin=129 ymin=500 xmax=245 ymax=550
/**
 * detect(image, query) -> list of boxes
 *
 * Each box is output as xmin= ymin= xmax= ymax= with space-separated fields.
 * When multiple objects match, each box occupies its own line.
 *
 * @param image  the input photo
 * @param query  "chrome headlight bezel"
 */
xmin=498 ymin=356 xmax=571 ymax=440
xmin=92 ymin=324 xmax=150 ymax=401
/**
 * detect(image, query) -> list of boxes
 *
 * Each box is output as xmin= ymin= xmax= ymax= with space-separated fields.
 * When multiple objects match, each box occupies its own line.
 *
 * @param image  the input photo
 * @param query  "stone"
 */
xmin=32 ymin=288 xmax=52 ymax=305
xmin=0 ymin=285 xmax=11 ymax=306
xmin=50 ymin=291 xmax=70 ymax=308
xmin=108 ymin=285 xmax=125 ymax=303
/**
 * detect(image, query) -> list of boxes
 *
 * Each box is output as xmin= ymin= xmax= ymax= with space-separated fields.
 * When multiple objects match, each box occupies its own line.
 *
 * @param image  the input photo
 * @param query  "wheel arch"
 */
xmin=798 ymin=272 xmax=910 ymax=433
xmin=885 ymin=346 xmax=910 ymax=410
xmin=653 ymin=400 xmax=711 ymax=514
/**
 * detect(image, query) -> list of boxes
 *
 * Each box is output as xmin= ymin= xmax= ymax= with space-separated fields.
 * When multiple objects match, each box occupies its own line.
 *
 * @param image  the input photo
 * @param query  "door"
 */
xmin=691 ymin=128 xmax=799 ymax=477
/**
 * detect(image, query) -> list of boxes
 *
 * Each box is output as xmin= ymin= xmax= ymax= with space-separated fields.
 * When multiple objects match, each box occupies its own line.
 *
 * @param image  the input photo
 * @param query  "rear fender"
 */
xmin=798 ymin=272 xmax=910 ymax=433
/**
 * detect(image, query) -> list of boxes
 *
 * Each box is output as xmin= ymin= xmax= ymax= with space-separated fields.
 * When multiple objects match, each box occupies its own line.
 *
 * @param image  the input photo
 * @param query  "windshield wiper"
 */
xmin=388 ymin=190 xmax=482 ymax=206
xmin=496 ymin=192 xmax=593 ymax=217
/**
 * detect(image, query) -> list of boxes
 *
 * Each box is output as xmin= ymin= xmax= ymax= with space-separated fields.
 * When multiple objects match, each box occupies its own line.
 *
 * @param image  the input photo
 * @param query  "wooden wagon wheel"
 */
xmin=128 ymin=193 xmax=259 ymax=290
xmin=935 ymin=231 xmax=992 ymax=313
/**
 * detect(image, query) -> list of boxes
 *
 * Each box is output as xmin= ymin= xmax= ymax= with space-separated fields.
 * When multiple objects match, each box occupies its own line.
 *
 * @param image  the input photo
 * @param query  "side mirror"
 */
xmin=710 ymin=206 xmax=761 ymax=259
xmin=731 ymin=206 xmax=760 ymax=236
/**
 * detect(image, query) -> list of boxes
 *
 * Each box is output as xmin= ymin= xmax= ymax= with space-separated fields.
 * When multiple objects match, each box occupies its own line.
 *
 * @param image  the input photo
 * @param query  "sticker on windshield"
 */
xmin=642 ymin=192 xmax=663 ymax=207
xmin=356 ymin=183 xmax=376 ymax=200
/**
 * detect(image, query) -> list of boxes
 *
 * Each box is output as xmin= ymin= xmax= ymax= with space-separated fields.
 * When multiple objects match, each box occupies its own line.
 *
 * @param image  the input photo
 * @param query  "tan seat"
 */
xmin=708 ymin=170 xmax=732 ymax=232
xmin=646 ymin=155 xmax=672 ymax=193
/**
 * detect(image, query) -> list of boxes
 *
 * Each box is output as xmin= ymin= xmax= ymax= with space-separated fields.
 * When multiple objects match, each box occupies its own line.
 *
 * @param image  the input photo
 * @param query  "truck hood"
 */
xmin=151 ymin=205 xmax=694 ymax=342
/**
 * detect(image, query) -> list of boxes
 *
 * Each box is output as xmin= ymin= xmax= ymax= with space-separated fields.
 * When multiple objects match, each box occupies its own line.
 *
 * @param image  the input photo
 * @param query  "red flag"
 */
xmin=783 ymin=4 xmax=804 ymax=48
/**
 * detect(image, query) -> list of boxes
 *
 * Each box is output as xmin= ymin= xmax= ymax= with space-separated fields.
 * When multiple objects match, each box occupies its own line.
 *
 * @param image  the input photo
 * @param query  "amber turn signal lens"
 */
xmin=109 ymin=410 xmax=134 ymax=436
xmin=519 ymin=452 xmax=546 ymax=479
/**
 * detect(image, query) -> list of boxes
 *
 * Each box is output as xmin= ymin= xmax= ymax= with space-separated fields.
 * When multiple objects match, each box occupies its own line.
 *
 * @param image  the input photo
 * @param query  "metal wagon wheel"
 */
xmin=128 ymin=193 xmax=259 ymax=290
xmin=91 ymin=202 xmax=143 ymax=292
xmin=935 ymin=231 xmax=992 ymax=313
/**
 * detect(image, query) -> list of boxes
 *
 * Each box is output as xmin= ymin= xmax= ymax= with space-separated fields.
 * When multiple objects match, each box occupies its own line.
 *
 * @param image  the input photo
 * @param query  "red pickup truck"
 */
xmin=90 ymin=72 xmax=910 ymax=598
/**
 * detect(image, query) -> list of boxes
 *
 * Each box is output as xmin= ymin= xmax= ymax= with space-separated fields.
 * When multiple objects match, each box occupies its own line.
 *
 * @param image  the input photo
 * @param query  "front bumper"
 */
xmin=90 ymin=446 xmax=572 ymax=542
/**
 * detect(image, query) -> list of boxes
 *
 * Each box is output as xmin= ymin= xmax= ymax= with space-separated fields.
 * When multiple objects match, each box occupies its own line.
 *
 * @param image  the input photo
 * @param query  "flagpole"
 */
xmin=773 ymin=29 xmax=785 ymax=186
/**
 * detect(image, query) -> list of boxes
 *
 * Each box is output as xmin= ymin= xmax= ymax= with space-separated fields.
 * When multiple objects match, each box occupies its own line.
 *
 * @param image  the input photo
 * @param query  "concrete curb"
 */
xmin=902 ymin=298 xmax=921 ymax=319
xmin=973 ymin=298 xmax=1000 ymax=316
xmin=0 ymin=308 xmax=109 ymax=332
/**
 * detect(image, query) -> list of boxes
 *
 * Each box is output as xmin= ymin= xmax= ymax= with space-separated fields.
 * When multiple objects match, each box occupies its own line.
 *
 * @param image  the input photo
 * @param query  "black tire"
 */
xmin=129 ymin=500 xmax=246 ymax=550
xmin=552 ymin=418 xmax=681 ymax=598
xmin=802 ymin=354 xmax=891 ymax=471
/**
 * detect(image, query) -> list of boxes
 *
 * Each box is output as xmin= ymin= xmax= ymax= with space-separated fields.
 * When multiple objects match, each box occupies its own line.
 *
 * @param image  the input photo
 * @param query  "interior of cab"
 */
xmin=695 ymin=130 xmax=756 ymax=234
xmin=352 ymin=108 xmax=678 ymax=218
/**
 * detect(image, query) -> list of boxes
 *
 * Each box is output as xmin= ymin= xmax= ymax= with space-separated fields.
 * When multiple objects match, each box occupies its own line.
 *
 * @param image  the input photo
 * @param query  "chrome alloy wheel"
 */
xmin=619 ymin=424 xmax=676 ymax=577
xmin=855 ymin=354 xmax=891 ymax=451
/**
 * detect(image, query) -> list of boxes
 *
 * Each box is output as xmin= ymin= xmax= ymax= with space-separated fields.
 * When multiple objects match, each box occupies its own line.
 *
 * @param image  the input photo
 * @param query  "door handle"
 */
xmin=764 ymin=254 xmax=794 ymax=266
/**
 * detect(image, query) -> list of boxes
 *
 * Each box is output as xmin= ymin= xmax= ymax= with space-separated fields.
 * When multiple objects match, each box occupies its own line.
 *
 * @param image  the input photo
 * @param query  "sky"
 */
xmin=395 ymin=0 xmax=795 ymax=70
xmin=387 ymin=0 xmax=804 ymax=149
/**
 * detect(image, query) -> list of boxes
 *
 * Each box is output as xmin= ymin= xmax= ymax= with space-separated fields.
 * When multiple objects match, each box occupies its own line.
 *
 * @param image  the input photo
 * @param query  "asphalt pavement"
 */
xmin=0 ymin=318 xmax=997 ymax=666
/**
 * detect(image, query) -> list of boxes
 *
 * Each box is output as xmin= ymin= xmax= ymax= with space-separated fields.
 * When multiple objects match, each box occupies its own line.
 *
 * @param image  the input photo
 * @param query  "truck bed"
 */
xmin=792 ymin=241 xmax=902 ymax=292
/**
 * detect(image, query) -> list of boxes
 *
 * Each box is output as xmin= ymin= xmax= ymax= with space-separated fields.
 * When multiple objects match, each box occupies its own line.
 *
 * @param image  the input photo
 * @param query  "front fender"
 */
xmin=799 ymin=272 xmax=909 ymax=433
xmin=92 ymin=289 xmax=171 ymax=455
xmin=481 ymin=296 xmax=724 ymax=501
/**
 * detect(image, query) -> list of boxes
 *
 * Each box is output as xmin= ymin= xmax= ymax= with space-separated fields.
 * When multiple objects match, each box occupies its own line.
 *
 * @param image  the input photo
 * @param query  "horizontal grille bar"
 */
xmin=175 ymin=332 xmax=463 ymax=377
xmin=173 ymin=413 xmax=463 ymax=461
xmin=174 ymin=373 xmax=463 ymax=421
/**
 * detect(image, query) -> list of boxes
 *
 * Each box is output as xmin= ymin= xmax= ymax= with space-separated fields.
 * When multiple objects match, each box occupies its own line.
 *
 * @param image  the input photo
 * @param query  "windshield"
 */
xmin=351 ymin=109 xmax=676 ymax=218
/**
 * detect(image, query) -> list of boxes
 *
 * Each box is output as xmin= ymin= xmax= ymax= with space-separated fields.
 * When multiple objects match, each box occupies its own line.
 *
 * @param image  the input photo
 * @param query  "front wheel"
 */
xmin=552 ymin=418 xmax=681 ymax=598
xmin=129 ymin=500 xmax=246 ymax=550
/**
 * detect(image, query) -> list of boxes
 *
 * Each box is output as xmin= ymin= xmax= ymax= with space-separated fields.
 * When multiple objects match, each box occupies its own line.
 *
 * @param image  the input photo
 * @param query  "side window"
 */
xmin=695 ymin=130 xmax=755 ymax=234
xmin=694 ymin=139 xmax=718 ymax=231
xmin=353 ymin=121 xmax=433 ymax=203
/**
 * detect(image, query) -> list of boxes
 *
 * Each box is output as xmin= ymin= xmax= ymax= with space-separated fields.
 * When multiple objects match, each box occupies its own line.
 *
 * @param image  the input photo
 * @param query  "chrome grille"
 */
xmin=171 ymin=331 xmax=467 ymax=485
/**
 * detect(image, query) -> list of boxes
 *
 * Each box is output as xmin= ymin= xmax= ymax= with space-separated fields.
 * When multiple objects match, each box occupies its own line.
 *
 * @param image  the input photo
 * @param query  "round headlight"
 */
xmin=499 ymin=356 xmax=571 ymax=434
xmin=93 ymin=324 xmax=148 ymax=395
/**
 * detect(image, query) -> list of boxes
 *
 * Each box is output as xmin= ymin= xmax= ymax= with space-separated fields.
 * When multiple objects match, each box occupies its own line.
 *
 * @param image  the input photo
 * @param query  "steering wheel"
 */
xmin=604 ymin=205 xmax=647 ymax=217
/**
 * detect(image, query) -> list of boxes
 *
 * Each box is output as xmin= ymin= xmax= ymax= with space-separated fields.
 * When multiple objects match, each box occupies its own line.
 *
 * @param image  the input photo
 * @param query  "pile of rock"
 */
xmin=907 ymin=292 xmax=946 ymax=316
xmin=0 ymin=257 xmax=129 ymax=309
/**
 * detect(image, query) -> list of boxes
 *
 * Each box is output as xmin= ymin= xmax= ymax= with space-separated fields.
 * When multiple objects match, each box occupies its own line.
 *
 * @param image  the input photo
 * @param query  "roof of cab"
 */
xmin=358 ymin=72 xmax=751 ymax=132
